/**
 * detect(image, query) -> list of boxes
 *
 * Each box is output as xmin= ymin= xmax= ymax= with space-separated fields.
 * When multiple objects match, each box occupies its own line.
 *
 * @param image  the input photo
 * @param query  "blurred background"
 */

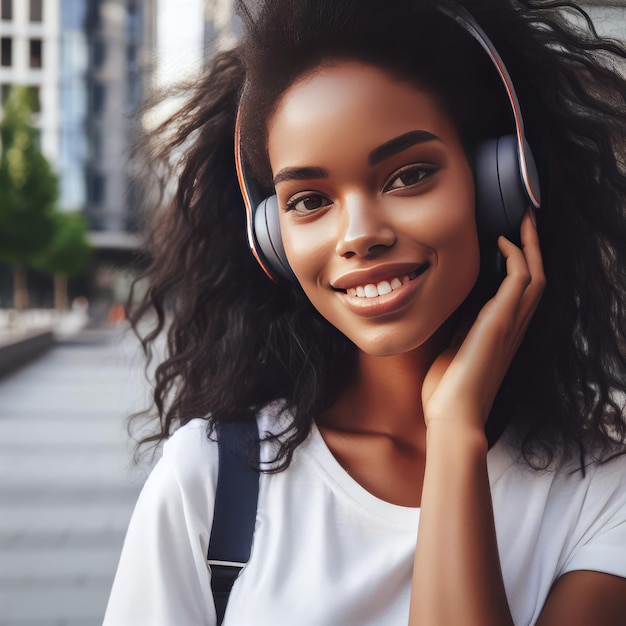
xmin=0 ymin=0 xmax=624 ymax=624
xmin=0 ymin=0 xmax=239 ymax=320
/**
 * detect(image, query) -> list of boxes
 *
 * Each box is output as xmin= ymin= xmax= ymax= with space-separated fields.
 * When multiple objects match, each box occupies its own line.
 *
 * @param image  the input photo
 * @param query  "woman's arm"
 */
xmin=537 ymin=571 xmax=626 ymax=626
xmin=409 ymin=211 xmax=544 ymax=625
xmin=410 ymin=421 xmax=512 ymax=625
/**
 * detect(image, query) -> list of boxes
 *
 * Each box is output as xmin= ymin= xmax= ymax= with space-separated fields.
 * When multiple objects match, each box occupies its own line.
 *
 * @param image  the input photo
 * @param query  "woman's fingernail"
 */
xmin=529 ymin=206 xmax=537 ymax=229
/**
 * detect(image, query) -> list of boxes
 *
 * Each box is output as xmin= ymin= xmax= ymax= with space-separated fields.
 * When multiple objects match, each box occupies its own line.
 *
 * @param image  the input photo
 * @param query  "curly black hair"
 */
xmin=129 ymin=0 xmax=626 ymax=472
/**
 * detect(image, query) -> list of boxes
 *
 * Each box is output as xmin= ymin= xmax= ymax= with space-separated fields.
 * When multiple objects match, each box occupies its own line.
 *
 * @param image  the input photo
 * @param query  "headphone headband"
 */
xmin=234 ymin=114 xmax=276 ymax=281
xmin=436 ymin=2 xmax=540 ymax=209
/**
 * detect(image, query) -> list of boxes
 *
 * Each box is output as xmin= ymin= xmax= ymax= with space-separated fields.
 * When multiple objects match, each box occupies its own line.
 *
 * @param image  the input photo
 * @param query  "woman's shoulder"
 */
xmin=490 ymin=434 xmax=626 ymax=493
xmin=567 ymin=451 xmax=626 ymax=514
xmin=127 ymin=418 xmax=220 ymax=531
xmin=489 ymin=435 xmax=626 ymax=545
xmin=160 ymin=401 xmax=291 ymax=478
xmin=491 ymin=437 xmax=626 ymax=548
xmin=162 ymin=418 xmax=215 ymax=462
xmin=157 ymin=418 xmax=219 ymax=489
xmin=490 ymin=438 xmax=626 ymax=601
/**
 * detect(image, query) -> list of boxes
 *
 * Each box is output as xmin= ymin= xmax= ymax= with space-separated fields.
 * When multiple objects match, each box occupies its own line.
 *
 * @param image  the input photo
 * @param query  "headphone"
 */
xmin=235 ymin=2 xmax=541 ymax=283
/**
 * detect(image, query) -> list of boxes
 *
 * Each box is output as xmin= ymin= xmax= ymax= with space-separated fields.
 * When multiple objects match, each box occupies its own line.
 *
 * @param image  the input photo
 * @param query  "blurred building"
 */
xmin=60 ymin=0 xmax=156 ymax=240
xmin=0 ymin=0 xmax=60 ymax=161
xmin=1 ymin=0 xmax=156 ymax=309
xmin=1 ymin=0 xmax=155 ymax=230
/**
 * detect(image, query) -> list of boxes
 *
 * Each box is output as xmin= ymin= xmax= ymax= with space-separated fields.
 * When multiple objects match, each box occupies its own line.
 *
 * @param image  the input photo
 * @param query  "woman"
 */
xmin=105 ymin=0 xmax=626 ymax=624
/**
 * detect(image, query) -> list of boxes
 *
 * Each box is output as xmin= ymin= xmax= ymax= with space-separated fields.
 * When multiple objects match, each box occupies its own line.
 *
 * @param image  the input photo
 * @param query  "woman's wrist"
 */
xmin=425 ymin=418 xmax=489 ymax=454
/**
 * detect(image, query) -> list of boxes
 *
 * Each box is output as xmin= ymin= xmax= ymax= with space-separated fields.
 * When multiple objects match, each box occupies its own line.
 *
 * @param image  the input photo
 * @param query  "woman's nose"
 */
xmin=335 ymin=195 xmax=396 ymax=259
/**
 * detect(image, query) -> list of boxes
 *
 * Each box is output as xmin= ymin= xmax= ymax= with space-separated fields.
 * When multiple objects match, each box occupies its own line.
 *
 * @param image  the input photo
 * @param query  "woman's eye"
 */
xmin=285 ymin=194 xmax=331 ymax=214
xmin=385 ymin=164 xmax=436 ymax=191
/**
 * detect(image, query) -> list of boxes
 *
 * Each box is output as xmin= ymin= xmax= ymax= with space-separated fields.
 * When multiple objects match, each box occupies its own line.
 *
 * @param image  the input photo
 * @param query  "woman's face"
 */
xmin=267 ymin=61 xmax=480 ymax=356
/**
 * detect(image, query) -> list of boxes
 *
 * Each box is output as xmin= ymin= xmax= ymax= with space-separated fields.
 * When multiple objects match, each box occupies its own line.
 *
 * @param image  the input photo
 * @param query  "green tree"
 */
xmin=33 ymin=211 xmax=92 ymax=310
xmin=0 ymin=85 xmax=57 ymax=310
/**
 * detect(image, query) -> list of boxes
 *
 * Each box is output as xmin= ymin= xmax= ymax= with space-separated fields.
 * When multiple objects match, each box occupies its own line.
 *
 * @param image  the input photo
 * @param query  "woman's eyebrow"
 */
xmin=273 ymin=166 xmax=328 ymax=186
xmin=368 ymin=130 xmax=441 ymax=165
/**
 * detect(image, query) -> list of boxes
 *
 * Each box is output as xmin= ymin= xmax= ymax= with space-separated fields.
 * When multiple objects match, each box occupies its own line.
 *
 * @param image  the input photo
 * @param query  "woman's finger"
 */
xmin=519 ymin=209 xmax=546 ymax=301
xmin=492 ymin=210 xmax=545 ymax=321
xmin=509 ymin=210 xmax=546 ymax=332
xmin=480 ymin=235 xmax=531 ymax=325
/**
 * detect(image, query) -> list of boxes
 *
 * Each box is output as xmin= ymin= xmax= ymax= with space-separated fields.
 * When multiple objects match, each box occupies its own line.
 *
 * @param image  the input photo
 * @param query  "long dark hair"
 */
xmin=129 ymin=0 xmax=626 ymax=472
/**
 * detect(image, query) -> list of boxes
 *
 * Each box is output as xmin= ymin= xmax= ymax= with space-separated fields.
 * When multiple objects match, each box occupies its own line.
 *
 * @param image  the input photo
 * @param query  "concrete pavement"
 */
xmin=0 ymin=327 xmax=155 ymax=625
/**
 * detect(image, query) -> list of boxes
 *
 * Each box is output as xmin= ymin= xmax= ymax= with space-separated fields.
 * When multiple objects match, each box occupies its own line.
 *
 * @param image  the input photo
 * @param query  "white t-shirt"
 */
xmin=104 ymin=406 xmax=626 ymax=626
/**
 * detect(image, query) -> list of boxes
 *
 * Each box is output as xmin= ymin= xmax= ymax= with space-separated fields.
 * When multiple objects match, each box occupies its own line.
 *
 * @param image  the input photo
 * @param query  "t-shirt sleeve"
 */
xmin=103 ymin=421 xmax=218 ymax=626
xmin=560 ymin=456 xmax=626 ymax=579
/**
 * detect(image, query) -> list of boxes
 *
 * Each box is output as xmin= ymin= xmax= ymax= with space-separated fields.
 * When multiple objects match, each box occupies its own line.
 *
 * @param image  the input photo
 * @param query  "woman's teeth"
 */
xmin=347 ymin=272 xmax=418 ymax=298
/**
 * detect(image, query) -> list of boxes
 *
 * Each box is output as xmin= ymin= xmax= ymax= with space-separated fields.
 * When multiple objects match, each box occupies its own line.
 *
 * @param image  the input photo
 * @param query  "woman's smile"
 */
xmin=331 ymin=261 xmax=431 ymax=318
xmin=267 ymin=60 xmax=480 ymax=356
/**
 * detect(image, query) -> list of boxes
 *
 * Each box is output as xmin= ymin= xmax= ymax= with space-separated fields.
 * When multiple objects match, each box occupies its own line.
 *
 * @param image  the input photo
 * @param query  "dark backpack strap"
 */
xmin=207 ymin=420 xmax=260 ymax=625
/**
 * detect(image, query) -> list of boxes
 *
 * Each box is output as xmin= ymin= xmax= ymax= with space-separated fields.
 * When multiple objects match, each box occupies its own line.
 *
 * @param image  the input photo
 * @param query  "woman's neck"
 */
xmin=319 ymin=328 xmax=450 ymax=446
xmin=315 ymin=333 xmax=451 ymax=507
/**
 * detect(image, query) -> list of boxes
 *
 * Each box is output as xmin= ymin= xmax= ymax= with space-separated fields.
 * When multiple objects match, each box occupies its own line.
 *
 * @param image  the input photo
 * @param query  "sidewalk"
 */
xmin=0 ymin=326 xmax=155 ymax=625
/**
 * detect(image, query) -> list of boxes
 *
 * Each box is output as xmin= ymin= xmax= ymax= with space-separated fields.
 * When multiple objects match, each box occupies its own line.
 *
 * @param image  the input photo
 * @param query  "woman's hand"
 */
xmin=421 ymin=209 xmax=545 ymax=431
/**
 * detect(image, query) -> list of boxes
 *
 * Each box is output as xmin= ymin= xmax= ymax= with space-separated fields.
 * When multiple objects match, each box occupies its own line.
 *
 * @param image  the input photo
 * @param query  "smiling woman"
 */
xmin=104 ymin=1 xmax=626 ymax=625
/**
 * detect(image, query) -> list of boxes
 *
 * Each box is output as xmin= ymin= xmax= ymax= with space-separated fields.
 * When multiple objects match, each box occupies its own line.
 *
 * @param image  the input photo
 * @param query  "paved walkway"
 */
xmin=0 ymin=328 xmax=156 ymax=625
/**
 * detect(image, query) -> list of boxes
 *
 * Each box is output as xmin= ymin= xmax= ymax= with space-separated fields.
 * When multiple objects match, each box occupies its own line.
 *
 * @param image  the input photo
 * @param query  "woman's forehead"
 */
xmin=267 ymin=61 xmax=459 ymax=168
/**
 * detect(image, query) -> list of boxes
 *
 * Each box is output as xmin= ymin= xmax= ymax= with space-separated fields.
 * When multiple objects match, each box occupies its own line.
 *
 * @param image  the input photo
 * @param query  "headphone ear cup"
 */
xmin=253 ymin=195 xmax=297 ymax=282
xmin=473 ymin=134 xmax=529 ymax=246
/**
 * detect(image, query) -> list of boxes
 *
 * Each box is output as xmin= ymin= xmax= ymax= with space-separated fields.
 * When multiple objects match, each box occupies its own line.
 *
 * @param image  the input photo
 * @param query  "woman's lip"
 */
xmin=331 ymin=261 xmax=429 ymax=291
xmin=335 ymin=266 xmax=429 ymax=318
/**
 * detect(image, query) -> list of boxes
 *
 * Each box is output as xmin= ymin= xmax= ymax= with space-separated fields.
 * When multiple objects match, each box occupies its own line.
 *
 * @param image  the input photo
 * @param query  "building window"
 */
xmin=127 ymin=43 xmax=137 ymax=71
xmin=29 ymin=0 xmax=42 ymax=22
xmin=90 ymin=83 xmax=106 ymax=115
xmin=62 ymin=0 xmax=86 ymax=30
xmin=29 ymin=39 xmax=43 ymax=68
xmin=126 ymin=2 xmax=139 ymax=38
xmin=87 ymin=172 xmax=106 ymax=205
xmin=85 ymin=2 xmax=101 ymax=32
xmin=91 ymin=41 xmax=106 ymax=68
xmin=1 ymin=0 xmax=12 ymax=20
xmin=1 ymin=38 xmax=12 ymax=67
xmin=88 ymin=127 xmax=102 ymax=160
